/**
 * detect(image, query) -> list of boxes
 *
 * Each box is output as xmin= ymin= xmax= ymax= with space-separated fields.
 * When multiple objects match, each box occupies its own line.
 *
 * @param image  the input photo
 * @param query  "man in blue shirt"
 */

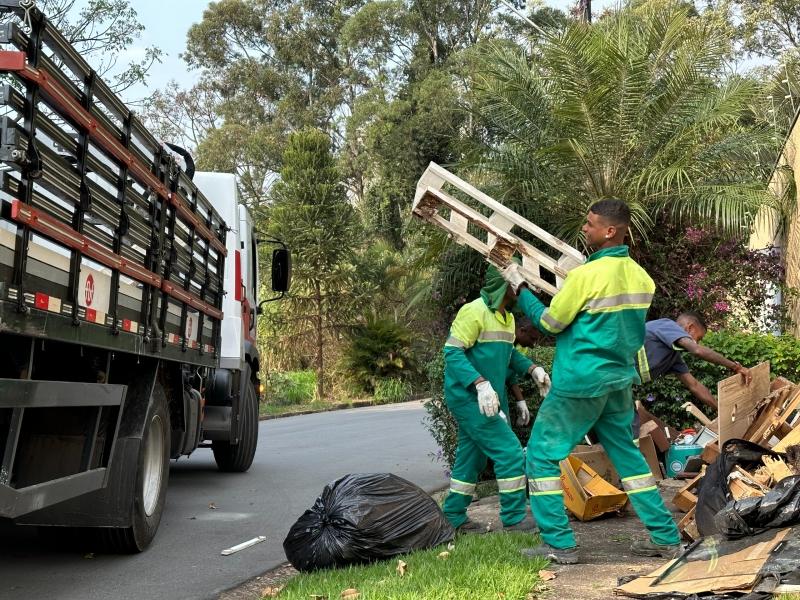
xmin=636 ymin=311 xmax=752 ymax=412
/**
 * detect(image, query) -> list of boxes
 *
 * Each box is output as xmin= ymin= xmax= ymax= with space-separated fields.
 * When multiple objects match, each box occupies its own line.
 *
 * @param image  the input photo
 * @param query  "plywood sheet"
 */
xmin=718 ymin=362 xmax=771 ymax=446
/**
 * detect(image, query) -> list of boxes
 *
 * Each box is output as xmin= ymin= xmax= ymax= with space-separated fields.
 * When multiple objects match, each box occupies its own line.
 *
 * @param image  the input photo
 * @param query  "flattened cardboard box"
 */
xmin=559 ymin=455 xmax=628 ymax=521
xmin=570 ymin=434 xmax=663 ymax=490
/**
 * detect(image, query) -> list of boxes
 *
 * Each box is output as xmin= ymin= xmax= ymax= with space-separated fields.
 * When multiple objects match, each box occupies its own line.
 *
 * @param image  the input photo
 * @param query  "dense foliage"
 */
xmin=136 ymin=0 xmax=800 ymax=401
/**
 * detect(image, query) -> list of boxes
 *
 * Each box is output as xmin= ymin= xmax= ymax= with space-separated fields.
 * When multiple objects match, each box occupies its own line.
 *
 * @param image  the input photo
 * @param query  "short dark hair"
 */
xmin=589 ymin=198 xmax=631 ymax=226
xmin=515 ymin=316 xmax=534 ymax=330
xmin=678 ymin=311 xmax=707 ymax=331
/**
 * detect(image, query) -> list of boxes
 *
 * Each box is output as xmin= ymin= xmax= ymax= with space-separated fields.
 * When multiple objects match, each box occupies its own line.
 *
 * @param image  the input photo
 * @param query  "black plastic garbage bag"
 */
xmin=695 ymin=438 xmax=800 ymax=538
xmin=714 ymin=475 xmax=800 ymax=538
xmin=695 ymin=439 xmax=780 ymax=537
xmin=283 ymin=473 xmax=455 ymax=572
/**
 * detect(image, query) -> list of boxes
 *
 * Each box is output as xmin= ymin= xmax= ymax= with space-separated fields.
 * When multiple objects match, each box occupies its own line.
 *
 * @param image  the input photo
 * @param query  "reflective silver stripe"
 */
xmin=497 ymin=475 xmax=526 ymax=493
xmin=583 ymin=293 xmax=653 ymax=311
xmin=637 ymin=346 xmax=651 ymax=383
xmin=445 ymin=336 xmax=467 ymax=348
xmin=477 ymin=331 xmax=515 ymax=343
xmin=541 ymin=310 xmax=568 ymax=333
xmin=622 ymin=474 xmax=658 ymax=494
xmin=528 ymin=477 xmax=563 ymax=495
xmin=449 ymin=479 xmax=476 ymax=496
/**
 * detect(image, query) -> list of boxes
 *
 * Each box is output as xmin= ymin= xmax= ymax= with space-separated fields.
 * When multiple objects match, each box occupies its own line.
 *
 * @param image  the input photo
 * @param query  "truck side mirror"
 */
xmin=271 ymin=248 xmax=291 ymax=292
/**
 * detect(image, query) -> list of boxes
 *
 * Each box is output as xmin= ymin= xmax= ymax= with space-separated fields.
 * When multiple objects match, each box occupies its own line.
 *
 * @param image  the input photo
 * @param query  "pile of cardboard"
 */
xmin=671 ymin=362 xmax=800 ymax=540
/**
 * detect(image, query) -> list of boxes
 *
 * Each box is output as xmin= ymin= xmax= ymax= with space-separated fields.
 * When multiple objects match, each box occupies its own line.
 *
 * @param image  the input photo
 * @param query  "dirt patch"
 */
xmin=463 ymin=479 xmax=686 ymax=600
xmin=219 ymin=480 xmax=686 ymax=600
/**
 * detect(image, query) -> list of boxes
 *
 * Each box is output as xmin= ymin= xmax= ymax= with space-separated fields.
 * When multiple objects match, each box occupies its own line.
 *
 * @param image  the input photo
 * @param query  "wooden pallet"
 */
xmin=412 ymin=162 xmax=585 ymax=296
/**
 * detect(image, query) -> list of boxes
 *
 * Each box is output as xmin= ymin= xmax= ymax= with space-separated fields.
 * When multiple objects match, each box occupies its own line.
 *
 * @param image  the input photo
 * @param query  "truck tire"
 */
xmin=212 ymin=378 xmax=258 ymax=472
xmin=103 ymin=382 xmax=171 ymax=552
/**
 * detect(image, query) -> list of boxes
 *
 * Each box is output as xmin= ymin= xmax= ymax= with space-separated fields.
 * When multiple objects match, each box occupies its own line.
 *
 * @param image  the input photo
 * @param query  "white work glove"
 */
xmin=500 ymin=263 xmax=527 ymax=294
xmin=515 ymin=400 xmax=530 ymax=426
xmin=529 ymin=365 xmax=551 ymax=398
xmin=476 ymin=380 xmax=500 ymax=417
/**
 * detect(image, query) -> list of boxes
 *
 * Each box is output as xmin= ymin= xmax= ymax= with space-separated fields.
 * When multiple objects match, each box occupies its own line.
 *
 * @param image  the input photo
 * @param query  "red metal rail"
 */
xmin=0 ymin=50 xmax=227 ymax=257
xmin=12 ymin=199 xmax=224 ymax=321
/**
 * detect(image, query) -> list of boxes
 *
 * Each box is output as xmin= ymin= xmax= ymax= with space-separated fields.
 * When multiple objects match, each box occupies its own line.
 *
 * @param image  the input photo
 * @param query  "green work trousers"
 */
xmin=527 ymin=386 xmax=680 ymax=549
xmin=442 ymin=400 xmax=527 ymax=528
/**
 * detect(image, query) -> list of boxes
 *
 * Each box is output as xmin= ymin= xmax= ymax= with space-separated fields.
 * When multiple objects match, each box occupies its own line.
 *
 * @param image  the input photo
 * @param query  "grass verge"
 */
xmin=259 ymin=400 xmax=332 ymax=418
xmin=268 ymin=532 xmax=547 ymax=600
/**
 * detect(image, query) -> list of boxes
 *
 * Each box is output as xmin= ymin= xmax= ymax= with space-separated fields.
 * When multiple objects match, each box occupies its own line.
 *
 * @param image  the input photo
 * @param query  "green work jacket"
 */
xmin=444 ymin=297 xmax=534 ymax=410
xmin=517 ymin=245 xmax=654 ymax=398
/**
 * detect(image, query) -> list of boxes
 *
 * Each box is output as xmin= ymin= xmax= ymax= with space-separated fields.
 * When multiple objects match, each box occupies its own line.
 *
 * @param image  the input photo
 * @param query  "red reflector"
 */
xmin=122 ymin=319 xmax=132 ymax=332
xmin=34 ymin=292 xmax=49 ymax=310
xmin=0 ymin=51 xmax=26 ymax=71
xmin=86 ymin=308 xmax=96 ymax=322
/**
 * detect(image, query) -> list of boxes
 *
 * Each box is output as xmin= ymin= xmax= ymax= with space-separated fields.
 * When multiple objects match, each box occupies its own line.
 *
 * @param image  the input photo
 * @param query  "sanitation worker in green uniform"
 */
xmin=442 ymin=266 xmax=551 ymax=533
xmin=501 ymin=199 xmax=681 ymax=564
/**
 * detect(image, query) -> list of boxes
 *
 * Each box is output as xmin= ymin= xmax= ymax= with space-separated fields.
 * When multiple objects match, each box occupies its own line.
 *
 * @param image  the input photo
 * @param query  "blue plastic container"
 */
xmin=665 ymin=444 xmax=703 ymax=477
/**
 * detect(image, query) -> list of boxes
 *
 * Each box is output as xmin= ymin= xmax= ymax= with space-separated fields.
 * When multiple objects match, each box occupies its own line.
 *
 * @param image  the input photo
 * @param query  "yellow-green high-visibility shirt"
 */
xmin=444 ymin=297 xmax=534 ymax=407
xmin=517 ymin=245 xmax=654 ymax=398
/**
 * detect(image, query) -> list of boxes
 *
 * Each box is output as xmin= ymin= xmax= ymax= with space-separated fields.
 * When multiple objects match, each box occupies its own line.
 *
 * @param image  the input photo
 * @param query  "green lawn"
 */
xmin=269 ymin=532 xmax=547 ymax=600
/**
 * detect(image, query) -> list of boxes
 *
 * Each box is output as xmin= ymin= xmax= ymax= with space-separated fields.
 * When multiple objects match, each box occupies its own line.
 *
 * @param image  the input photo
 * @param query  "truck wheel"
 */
xmin=212 ymin=379 xmax=258 ymax=472
xmin=103 ymin=382 xmax=171 ymax=552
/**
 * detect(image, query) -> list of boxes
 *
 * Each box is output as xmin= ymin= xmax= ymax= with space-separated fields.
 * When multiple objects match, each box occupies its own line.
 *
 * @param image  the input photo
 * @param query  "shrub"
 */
xmin=267 ymin=370 xmax=316 ymax=405
xmin=423 ymin=345 xmax=556 ymax=470
xmin=373 ymin=378 xmax=413 ymax=404
xmin=342 ymin=317 xmax=416 ymax=393
xmin=634 ymin=223 xmax=792 ymax=332
xmin=639 ymin=330 xmax=800 ymax=427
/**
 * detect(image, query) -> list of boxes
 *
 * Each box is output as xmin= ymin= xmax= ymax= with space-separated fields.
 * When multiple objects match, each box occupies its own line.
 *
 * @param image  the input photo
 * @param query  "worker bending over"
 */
xmin=637 ymin=312 xmax=752 ymax=414
xmin=502 ymin=199 xmax=681 ymax=564
xmin=442 ymin=266 xmax=550 ymax=534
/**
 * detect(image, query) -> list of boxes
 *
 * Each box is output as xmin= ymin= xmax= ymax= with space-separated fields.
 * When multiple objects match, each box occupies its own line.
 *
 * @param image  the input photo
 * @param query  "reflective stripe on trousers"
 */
xmin=622 ymin=473 xmax=658 ymax=495
xmin=497 ymin=475 xmax=526 ymax=494
xmin=529 ymin=476 xmax=563 ymax=496
xmin=449 ymin=478 xmax=476 ymax=496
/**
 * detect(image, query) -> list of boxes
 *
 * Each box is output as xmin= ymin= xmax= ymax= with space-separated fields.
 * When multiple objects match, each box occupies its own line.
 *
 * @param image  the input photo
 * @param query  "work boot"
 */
xmin=521 ymin=543 xmax=579 ymax=565
xmin=630 ymin=539 xmax=682 ymax=559
xmin=456 ymin=519 xmax=489 ymax=535
xmin=503 ymin=514 xmax=538 ymax=533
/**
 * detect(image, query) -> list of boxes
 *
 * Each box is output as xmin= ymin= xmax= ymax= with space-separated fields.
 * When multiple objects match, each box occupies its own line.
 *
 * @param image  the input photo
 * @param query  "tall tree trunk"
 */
xmin=314 ymin=279 xmax=324 ymax=399
xmin=579 ymin=0 xmax=591 ymax=23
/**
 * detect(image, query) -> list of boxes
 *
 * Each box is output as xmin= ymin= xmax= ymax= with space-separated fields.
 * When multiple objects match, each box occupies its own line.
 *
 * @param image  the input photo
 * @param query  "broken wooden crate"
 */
xmin=412 ymin=162 xmax=585 ymax=296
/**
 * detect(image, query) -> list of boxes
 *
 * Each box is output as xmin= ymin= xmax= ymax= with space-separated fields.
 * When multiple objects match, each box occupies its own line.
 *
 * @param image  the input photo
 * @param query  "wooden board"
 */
xmin=717 ymin=362 xmax=771 ymax=446
xmin=412 ymin=163 xmax=585 ymax=296
xmin=672 ymin=471 xmax=703 ymax=513
xmin=774 ymin=425 xmax=800 ymax=452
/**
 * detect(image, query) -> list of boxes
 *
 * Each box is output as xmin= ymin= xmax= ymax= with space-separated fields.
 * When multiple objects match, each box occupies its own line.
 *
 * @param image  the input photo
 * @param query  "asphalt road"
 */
xmin=0 ymin=401 xmax=447 ymax=600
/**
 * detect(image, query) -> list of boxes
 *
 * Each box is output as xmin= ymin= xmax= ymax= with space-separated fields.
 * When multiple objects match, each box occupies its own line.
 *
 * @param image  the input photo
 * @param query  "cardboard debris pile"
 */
xmin=670 ymin=362 xmax=800 ymax=541
xmin=616 ymin=527 xmax=800 ymax=598
xmin=559 ymin=435 xmax=663 ymax=521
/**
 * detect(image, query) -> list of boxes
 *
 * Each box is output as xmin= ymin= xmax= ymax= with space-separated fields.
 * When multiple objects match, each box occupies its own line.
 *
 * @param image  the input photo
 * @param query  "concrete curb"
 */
xmin=259 ymin=399 xmax=378 ymax=421
xmin=259 ymin=396 xmax=432 ymax=421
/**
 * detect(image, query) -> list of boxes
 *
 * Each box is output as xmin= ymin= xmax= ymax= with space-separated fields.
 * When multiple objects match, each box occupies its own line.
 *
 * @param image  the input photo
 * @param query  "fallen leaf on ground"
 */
xmin=208 ymin=502 xmax=217 ymax=510
xmin=437 ymin=551 xmax=450 ymax=560
xmin=538 ymin=570 xmax=557 ymax=581
xmin=261 ymin=585 xmax=284 ymax=598
xmin=340 ymin=589 xmax=360 ymax=599
xmin=83 ymin=553 xmax=94 ymax=559
xmin=447 ymin=542 xmax=455 ymax=551
xmin=396 ymin=559 xmax=407 ymax=577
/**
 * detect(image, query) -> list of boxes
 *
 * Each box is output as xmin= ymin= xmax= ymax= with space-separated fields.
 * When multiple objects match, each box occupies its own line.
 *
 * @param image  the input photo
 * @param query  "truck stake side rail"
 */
xmin=0 ymin=2 xmax=227 ymax=365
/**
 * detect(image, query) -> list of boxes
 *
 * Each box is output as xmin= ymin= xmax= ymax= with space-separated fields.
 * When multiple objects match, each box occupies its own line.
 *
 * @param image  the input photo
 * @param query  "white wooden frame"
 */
xmin=412 ymin=162 xmax=584 ymax=296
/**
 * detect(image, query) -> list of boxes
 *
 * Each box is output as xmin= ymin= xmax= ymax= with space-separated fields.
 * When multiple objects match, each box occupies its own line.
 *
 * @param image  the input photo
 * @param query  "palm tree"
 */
xmin=467 ymin=2 xmax=774 ymax=247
